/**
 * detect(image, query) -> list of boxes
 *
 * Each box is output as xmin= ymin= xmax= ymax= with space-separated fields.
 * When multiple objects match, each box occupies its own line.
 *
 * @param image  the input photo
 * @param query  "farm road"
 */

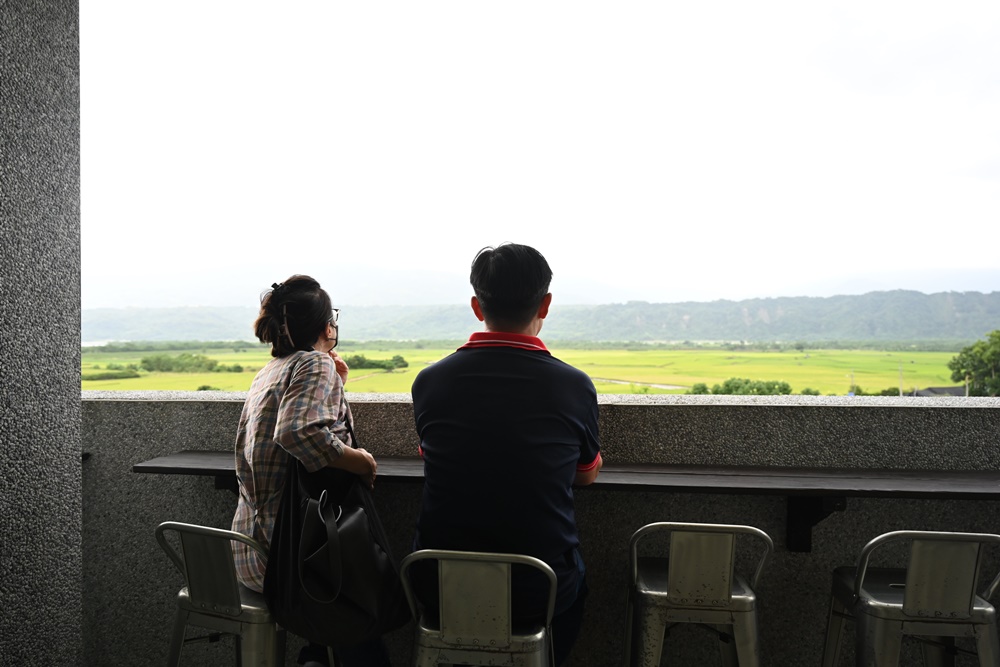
xmin=595 ymin=378 xmax=687 ymax=390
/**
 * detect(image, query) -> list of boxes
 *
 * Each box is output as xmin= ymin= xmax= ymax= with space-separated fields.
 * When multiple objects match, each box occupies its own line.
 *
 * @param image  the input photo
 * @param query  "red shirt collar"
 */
xmin=458 ymin=331 xmax=550 ymax=354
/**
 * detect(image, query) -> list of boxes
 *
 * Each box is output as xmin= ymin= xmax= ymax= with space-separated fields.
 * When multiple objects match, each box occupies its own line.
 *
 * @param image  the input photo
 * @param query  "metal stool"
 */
xmin=401 ymin=549 xmax=557 ymax=667
xmin=624 ymin=522 xmax=773 ymax=667
xmin=155 ymin=521 xmax=286 ymax=667
xmin=821 ymin=530 xmax=1000 ymax=667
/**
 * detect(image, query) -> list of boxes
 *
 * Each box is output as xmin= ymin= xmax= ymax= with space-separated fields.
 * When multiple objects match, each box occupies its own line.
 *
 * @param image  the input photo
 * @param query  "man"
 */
xmin=410 ymin=243 xmax=603 ymax=666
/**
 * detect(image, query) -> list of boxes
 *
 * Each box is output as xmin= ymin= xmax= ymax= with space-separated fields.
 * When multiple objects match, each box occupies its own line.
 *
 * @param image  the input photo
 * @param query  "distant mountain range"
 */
xmin=81 ymin=290 xmax=999 ymax=345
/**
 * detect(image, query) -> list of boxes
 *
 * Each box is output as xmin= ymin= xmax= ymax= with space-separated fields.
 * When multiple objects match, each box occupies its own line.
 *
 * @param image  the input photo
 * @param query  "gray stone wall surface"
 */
xmin=83 ymin=393 xmax=1000 ymax=666
xmin=595 ymin=395 xmax=1000 ymax=468
xmin=1 ymin=1 xmax=81 ymax=665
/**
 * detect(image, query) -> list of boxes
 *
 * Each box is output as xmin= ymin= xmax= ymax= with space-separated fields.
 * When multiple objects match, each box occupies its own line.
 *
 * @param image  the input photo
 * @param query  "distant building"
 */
xmin=913 ymin=386 xmax=967 ymax=397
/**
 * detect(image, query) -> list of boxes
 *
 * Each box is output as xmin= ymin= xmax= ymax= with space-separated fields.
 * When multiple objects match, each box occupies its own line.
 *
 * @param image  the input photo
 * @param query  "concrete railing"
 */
xmin=82 ymin=392 xmax=1000 ymax=666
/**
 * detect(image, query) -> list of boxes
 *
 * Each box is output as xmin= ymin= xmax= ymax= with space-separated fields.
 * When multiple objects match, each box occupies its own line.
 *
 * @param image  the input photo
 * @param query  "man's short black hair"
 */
xmin=470 ymin=243 xmax=552 ymax=330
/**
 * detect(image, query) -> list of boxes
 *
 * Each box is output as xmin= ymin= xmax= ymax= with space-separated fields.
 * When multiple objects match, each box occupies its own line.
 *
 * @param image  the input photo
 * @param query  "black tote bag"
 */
xmin=262 ymin=424 xmax=411 ymax=647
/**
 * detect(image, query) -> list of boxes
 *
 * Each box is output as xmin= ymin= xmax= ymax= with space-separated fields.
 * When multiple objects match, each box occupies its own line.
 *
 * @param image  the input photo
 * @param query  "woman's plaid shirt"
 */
xmin=231 ymin=350 xmax=353 ymax=592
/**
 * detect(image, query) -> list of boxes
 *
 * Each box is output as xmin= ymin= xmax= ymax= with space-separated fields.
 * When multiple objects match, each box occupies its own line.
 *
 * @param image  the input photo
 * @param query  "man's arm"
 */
xmin=574 ymin=452 xmax=603 ymax=486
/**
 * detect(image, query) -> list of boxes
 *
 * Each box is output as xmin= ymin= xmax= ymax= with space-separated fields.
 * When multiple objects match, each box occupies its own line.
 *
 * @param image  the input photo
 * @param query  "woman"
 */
xmin=231 ymin=275 xmax=391 ymax=667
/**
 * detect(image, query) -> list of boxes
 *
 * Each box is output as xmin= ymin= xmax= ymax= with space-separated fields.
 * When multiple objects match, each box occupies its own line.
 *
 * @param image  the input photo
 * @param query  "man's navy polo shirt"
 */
xmin=411 ymin=331 xmax=602 ymax=613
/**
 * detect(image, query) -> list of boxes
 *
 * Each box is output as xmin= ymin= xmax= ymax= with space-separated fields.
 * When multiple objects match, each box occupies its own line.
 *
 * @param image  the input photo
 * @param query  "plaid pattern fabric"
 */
xmin=231 ymin=350 xmax=353 ymax=592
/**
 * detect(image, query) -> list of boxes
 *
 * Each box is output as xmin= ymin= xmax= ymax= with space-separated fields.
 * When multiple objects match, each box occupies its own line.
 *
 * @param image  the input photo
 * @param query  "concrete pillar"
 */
xmin=0 ymin=1 xmax=82 ymax=664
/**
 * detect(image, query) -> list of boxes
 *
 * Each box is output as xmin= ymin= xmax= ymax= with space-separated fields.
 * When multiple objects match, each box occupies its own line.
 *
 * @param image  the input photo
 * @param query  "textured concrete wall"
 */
xmin=1 ymin=1 xmax=81 ymax=665
xmin=82 ymin=393 xmax=1000 ymax=666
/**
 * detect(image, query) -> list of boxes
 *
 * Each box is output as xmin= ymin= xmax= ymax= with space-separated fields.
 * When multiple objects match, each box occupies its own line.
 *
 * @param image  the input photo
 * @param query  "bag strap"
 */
xmin=343 ymin=394 xmax=359 ymax=450
xmin=264 ymin=384 xmax=358 ymax=604
xmin=296 ymin=396 xmax=357 ymax=604
xmin=300 ymin=487 xmax=344 ymax=603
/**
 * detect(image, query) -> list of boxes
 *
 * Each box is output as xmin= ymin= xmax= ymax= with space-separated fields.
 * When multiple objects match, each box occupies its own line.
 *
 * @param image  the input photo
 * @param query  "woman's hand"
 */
xmin=329 ymin=350 xmax=349 ymax=384
xmin=338 ymin=446 xmax=377 ymax=489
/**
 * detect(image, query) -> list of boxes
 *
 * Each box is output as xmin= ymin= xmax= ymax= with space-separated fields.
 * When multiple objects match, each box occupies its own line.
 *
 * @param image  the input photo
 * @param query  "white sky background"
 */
xmin=81 ymin=1 xmax=1000 ymax=309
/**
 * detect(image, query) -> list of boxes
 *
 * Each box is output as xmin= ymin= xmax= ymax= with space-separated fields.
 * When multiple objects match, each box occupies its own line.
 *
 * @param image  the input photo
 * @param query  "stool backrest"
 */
xmin=854 ymin=530 xmax=1000 ymax=620
xmin=401 ymin=549 xmax=558 ymax=648
xmin=630 ymin=522 xmax=774 ymax=608
xmin=668 ymin=531 xmax=736 ymax=607
xmin=155 ymin=521 xmax=268 ymax=619
xmin=441 ymin=559 xmax=514 ymax=646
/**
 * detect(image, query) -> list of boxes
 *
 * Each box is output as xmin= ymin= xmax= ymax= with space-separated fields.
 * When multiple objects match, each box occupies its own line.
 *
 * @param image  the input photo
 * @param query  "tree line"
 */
xmin=83 ymin=351 xmax=410 ymax=379
xmin=948 ymin=330 xmax=1000 ymax=396
xmin=341 ymin=354 xmax=409 ymax=371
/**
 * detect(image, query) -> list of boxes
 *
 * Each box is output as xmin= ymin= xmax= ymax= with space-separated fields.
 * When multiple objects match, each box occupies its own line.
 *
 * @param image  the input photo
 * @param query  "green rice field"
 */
xmin=81 ymin=344 xmax=959 ymax=396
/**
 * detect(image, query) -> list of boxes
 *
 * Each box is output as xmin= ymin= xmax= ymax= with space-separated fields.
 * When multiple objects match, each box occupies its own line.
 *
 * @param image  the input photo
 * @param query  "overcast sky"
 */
xmin=81 ymin=1 xmax=999 ymax=309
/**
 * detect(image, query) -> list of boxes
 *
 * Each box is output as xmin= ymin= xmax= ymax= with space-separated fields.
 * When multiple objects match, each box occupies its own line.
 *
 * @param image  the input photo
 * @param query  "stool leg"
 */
xmin=974 ymin=621 xmax=1000 ymax=667
xmin=821 ymin=594 xmax=849 ymax=667
xmin=412 ymin=644 xmax=441 ymax=667
xmin=856 ymin=614 xmax=901 ymax=667
xmin=622 ymin=589 xmax=634 ymax=667
xmin=631 ymin=598 xmax=668 ymax=667
xmin=166 ymin=610 xmax=188 ymax=667
xmin=922 ymin=636 xmax=955 ymax=667
xmin=524 ymin=642 xmax=551 ymax=667
xmin=716 ymin=624 xmax=739 ymax=666
xmin=240 ymin=622 xmax=280 ymax=667
xmin=854 ymin=612 xmax=871 ymax=667
xmin=731 ymin=611 xmax=761 ymax=667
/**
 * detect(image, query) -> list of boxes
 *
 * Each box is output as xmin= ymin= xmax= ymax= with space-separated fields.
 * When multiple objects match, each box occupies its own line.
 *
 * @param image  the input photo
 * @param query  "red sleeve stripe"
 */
xmin=576 ymin=452 xmax=602 ymax=472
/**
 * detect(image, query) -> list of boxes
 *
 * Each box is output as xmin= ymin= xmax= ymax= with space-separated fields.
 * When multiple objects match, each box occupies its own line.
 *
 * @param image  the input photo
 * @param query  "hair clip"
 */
xmin=280 ymin=303 xmax=296 ymax=348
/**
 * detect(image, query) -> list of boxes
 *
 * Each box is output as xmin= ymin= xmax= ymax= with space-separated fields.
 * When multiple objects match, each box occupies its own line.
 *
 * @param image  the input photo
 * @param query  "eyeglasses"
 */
xmin=330 ymin=308 xmax=340 ymax=325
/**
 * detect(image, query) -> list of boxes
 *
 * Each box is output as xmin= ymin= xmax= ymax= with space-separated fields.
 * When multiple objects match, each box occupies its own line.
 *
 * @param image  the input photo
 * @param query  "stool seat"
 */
xmin=821 ymin=530 xmax=1000 ymax=667
xmin=831 ymin=566 xmax=998 ymax=624
xmin=636 ymin=557 xmax=757 ymax=612
xmin=176 ymin=583 xmax=274 ymax=623
xmin=411 ymin=611 xmax=550 ymax=663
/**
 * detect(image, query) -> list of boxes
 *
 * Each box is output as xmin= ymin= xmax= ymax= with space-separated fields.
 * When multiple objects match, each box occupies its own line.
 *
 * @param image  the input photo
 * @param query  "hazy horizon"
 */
xmin=82 ymin=265 xmax=999 ymax=311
